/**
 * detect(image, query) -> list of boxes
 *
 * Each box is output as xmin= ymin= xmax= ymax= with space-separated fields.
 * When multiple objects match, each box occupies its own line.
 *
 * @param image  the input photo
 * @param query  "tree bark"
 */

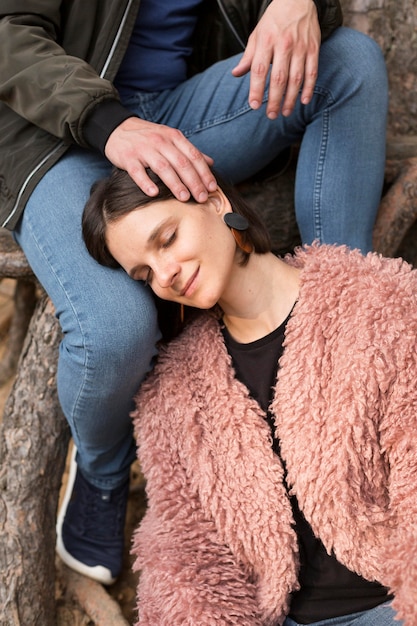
xmin=0 ymin=279 xmax=37 ymax=386
xmin=373 ymin=156 xmax=417 ymax=261
xmin=341 ymin=0 xmax=417 ymax=137
xmin=0 ymin=294 xmax=69 ymax=626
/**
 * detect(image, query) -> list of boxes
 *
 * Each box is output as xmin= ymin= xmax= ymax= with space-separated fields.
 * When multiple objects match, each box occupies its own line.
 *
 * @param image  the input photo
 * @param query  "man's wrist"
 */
xmin=83 ymin=100 xmax=137 ymax=154
xmin=311 ymin=0 xmax=324 ymax=22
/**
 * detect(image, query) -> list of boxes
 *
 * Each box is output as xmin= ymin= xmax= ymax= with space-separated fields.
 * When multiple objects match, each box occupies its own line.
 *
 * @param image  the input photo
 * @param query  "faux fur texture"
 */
xmin=131 ymin=245 xmax=417 ymax=625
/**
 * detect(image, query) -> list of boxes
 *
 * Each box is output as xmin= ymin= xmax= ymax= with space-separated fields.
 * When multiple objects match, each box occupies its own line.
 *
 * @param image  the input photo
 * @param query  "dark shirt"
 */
xmin=221 ymin=313 xmax=392 ymax=623
xmin=114 ymin=0 xmax=203 ymax=98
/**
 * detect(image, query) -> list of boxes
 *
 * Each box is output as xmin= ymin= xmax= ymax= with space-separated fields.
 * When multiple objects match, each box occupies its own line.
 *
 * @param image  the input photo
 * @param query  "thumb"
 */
xmin=231 ymin=40 xmax=255 ymax=77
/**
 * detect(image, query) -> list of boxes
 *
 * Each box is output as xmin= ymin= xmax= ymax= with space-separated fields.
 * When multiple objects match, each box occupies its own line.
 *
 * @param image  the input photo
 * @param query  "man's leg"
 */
xmin=14 ymin=147 xmax=160 ymax=581
xmin=143 ymin=27 xmax=388 ymax=252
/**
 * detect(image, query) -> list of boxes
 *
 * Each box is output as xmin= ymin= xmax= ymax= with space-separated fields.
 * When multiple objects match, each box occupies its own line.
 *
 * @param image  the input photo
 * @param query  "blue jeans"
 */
xmin=283 ymin=602 xmax=402 ymax=626
xmin=14 ymin=27 xmax=388 ymax=488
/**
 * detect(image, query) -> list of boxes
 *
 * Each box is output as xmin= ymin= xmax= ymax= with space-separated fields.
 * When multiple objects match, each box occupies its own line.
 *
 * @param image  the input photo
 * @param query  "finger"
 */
xmin=248 ymin=54 xmax=272 ymax=110
xmin=265 ymin=52 xmax=292 ymax=119
xmin=132 ymin=138 xmax=216 ymax=203
xmin=127 ymin=162 xmax=165 ymax=198
xmin=280 ymin=54 xmax=306 ymax=117
xmin=240 ymin=34 xmax=273 ymax=110
xmin=169 ymin=140 xmax=218 ymax=202
xmin=232 ymin=34 xmax=256 ymax=78
xmin=259 ymin=26 xmax=299 ymax=118
xmin=231 ymin=47 xmax=253 ymax=78
xmin=300 ymin=49 xmax=319 ymax=105
xmin=133 ymin=156 xmax=198 ymax=202
xmin=201 ymin=152 xmax=215 ymax=167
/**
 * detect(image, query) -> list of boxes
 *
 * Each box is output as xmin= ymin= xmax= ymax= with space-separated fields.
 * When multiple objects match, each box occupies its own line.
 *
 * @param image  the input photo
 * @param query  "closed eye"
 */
xmin=131 ymin=266 xmax=152 ymax=285
xmin=161 ymin=230 xmax=176 ymax=248
xmin=131 ymin=226 xmax=177 ymax=283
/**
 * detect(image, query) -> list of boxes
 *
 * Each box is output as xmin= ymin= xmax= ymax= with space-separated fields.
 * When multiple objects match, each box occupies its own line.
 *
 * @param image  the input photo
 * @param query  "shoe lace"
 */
xmin=77 ymin=476 xmax=128 ymax=540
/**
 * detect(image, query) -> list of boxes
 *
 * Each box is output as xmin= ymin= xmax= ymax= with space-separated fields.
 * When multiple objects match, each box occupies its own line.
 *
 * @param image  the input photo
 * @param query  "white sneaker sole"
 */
xmin=56 ymin=444 xmax=116 ymax=585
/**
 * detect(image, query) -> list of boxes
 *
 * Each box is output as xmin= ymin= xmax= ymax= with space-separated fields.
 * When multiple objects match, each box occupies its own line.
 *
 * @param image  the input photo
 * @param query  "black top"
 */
xmin=221 ymin=313 xmax=392 ymax=623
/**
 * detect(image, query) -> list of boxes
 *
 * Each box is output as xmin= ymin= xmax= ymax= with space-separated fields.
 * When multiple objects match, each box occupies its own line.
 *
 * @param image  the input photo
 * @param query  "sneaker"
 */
xmin=56 ymin=445 xmax=129 ymax=585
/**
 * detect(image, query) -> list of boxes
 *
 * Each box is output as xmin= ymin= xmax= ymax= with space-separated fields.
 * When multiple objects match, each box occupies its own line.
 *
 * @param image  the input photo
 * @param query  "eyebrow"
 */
xmin=127 ymin=217 xmax=172 ymax=279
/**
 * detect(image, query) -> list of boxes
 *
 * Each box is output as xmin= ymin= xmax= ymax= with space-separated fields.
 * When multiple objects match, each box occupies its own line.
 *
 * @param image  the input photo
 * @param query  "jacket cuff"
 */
xmin=83 ymin=99 xmax=136 ymax=154
xmin=312 ymin=0 xmax=343 ymax=40
xmin=311 ymin=0 xmax=324 ymax=24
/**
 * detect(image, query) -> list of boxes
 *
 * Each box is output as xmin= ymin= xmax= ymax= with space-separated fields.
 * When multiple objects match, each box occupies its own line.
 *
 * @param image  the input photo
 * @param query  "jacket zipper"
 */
xmin=216 ymin=0 xmax=271 ymax=52
xmin=2 ymin=142 xmax=66 ymax=228
xmin=3 ymin=0 xmax=136 ymax=228
xmin=101 ymin=0 xmax=136 ymax=79
xmin=216 ymin=0 xmax=246 ymax=50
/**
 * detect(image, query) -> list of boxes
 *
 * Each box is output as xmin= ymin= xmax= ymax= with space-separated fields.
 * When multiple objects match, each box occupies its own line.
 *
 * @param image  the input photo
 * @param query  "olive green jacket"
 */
xmin=0 ymin=0 xmax=342 ymax=229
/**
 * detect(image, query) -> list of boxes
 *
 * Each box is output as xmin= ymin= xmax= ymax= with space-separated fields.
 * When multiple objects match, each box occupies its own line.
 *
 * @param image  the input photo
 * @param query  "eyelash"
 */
xmin=142 ymin=230 xmax=176 ymax=286
xmin=162 ymin=231 xmax=176 ymax=248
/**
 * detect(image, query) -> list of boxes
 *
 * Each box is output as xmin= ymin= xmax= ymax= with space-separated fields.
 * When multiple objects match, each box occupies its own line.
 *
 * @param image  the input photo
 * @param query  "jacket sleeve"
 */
xmin=312 ymin=0 xmax=343 ymax=40
xmin=0 ymin=5 xmax=131 ymax=148
xmin=131 ymin=384 xmax=263 ymax=625
xmin=132 ymin=479 xmax=263 ymax=625
xmin=376 ymin=262 xmax=417 ymax=625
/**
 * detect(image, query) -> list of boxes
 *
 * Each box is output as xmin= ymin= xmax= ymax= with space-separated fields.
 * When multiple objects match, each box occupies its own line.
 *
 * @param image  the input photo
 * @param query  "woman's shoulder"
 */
xmin=286 ymin=244 xmax=417 ymax=349
xmin=142 ymin=311 xmax=226 ymax=388
xmin=290 ymin=243 xmax=416 ymax=290
xmin=163 ymin=311 xmax=222 ymax=356
xmin=132 ymin=311 xmax=231 ymax=440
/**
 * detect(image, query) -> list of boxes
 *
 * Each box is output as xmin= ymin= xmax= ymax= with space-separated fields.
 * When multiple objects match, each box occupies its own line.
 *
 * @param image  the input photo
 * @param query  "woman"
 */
xmin=82 ymin=168 xmax=416 ymax=626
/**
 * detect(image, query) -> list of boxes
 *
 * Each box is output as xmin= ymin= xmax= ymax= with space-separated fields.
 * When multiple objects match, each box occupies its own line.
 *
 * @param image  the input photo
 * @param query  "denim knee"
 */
xmin=326 ymin=27 xmax=388 ymax=97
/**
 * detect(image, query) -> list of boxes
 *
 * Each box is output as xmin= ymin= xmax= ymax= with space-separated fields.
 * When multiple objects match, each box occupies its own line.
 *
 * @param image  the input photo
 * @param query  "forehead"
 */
xmin=109 ymin=198 xmax=183 ymax=236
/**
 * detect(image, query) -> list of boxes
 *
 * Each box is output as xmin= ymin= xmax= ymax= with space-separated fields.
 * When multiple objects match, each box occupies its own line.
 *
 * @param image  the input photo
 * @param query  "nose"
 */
xmin=154 ymin=258 xmax=180 ymax=290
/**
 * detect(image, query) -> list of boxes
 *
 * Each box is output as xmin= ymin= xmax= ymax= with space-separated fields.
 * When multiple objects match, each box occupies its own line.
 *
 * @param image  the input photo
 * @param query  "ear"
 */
xmin=206 ymin=187 xmax=232 ymax=217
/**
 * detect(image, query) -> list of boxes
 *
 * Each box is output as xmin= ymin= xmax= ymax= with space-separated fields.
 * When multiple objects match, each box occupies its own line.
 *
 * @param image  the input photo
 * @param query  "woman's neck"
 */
xmin=219 ymin=252 xmax=300 ymax=344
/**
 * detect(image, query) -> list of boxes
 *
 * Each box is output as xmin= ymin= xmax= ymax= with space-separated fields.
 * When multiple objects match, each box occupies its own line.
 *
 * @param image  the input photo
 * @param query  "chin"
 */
xmin=190 ymin=296 xmax=218 ymax=310
xmin=198 ymin=299 xmax=217 ymax=311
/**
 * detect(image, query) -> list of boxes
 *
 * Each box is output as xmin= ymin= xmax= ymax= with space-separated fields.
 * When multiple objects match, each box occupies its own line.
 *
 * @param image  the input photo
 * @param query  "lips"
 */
xmin=180 ymin=268 xmax=199 ymax=298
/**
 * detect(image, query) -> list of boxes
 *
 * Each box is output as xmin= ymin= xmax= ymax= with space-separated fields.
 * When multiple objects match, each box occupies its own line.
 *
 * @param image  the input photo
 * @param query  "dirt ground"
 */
xmin=0 ymin=279 xmax=146 ymax=625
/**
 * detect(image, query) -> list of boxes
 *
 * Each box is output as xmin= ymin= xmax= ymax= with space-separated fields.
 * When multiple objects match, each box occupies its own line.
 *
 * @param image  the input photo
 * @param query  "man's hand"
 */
xmin=105 ymin=117 xmax=217 ymax=202
xmin=232 ymin=0 xmax=320 ymax=118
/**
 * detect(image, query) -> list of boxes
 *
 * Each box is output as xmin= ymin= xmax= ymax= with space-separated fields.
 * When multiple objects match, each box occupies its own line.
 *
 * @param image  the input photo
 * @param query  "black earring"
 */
xmin=223 ymin=212 xmax=249 ymax=231
xmin=223 ymin=212 xmax=253 ymax=254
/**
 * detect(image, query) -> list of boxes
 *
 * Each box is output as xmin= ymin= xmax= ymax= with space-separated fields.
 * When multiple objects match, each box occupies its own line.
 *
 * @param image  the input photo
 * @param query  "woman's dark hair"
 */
xmin=82 ymin=167 xmax=271 ymax=269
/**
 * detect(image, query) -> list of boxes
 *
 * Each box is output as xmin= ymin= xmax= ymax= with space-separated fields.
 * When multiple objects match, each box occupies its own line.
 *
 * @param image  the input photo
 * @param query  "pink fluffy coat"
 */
xmin=131 ymin=245 xmax=417 ymax=625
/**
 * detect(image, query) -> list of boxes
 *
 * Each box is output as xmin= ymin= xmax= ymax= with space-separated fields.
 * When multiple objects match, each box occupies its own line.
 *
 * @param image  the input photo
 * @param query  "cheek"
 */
xmin=152 ymin=286 xmax=179 ymax=305
xmin=106 ymin=229 xmax=128 ymax=264
xmin=203 ymin=220 xmax=234 ymax=253
xmin=106 ymin=245 xmax=131 ymax=273
xmin=107 ymin=233 xmax=145 ymax=275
